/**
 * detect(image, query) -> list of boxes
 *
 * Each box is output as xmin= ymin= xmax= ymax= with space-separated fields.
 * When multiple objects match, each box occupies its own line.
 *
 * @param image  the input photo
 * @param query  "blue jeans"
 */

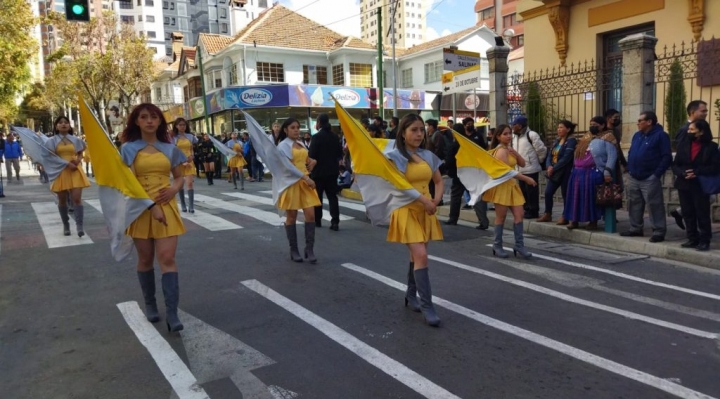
xmin=252 ymin=157 xmax=264 ymax=181
xmin=544 ymin=174 xmax=569 ymax=216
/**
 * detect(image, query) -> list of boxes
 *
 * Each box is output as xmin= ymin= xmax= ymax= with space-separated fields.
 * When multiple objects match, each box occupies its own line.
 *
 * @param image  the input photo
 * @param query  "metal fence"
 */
xmin=653 ymin=39 xmax=720 ymax=142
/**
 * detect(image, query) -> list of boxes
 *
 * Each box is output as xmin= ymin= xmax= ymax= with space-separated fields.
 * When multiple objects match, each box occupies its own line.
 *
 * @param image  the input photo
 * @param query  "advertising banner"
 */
xmin=224 ymin=85 xmax=289 ymax=109
xmin=289 ymin=85 xmax=426 ymax=110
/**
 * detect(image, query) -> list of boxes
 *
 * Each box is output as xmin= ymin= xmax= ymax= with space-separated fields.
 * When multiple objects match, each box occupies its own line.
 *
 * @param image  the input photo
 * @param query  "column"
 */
xmin=487 ymin=45 xmax=510 ymax=128
xmin=618 ymin=33 xmax=658 ymax=149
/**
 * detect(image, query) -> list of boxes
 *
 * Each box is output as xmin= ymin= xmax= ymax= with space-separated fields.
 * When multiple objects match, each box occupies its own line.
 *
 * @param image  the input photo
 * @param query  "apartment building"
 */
xmin=360 ymin=0 xmax=427 ymax=48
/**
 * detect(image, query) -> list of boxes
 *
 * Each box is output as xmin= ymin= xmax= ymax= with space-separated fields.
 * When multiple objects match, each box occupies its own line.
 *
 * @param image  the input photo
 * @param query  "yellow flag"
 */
xmin=79 ymin=98 xmax=153 ymax=261
xmin=334 ymin=101 xmax=419 ymax=225
xmin=452 ymin=131 xmax=517 ymax=205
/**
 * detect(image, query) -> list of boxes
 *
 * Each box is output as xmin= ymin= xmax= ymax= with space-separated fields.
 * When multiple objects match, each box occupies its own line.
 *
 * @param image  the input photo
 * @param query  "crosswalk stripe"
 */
xmin=31 ymin=202 xmax=94 ymax=248
xmin=340 ymin=263 xmax=717 ymax=399
xmin=259 ymin=190 xmax=366 ymax=212
xmin=84 ymin=199 xmax=103 ymax=214
xmin=180 ymin=209 xmax=243 ymax=231
xmin=193 ymin=194 xmax=287 ymax=226
xmin=222 ymin=192 xmax=354 ymax=221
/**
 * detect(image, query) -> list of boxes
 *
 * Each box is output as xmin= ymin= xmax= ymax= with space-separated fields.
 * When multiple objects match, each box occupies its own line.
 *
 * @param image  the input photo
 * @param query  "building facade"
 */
xmin=475 ymin=0 xmax=524 ymax=48
xmin=360 ymin=0 xmax=427 ymax=48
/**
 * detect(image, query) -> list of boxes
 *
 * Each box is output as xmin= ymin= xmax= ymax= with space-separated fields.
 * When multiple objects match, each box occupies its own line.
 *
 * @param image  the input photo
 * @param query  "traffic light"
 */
xmin=65 ymin=0 xmax=90 ymax=22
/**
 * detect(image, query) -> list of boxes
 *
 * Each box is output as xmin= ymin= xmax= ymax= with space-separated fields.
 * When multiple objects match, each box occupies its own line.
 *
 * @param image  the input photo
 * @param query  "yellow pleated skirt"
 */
xmin=277 ymin=180 xmax=321 ymax=210
xmin=126 ymin=202 xmax=186 ymax=239
xmin=181 ymin=162 xmax=195 ymax=176
xmin=228 ymin=155 xmax=247 ymax=168
xmin=51 ymin=167 xmax=91 ymax=192
xmin=387 ymin=202 xmax=444 ymax=244
xmin=482 ymin=179 xmax=525 ymax=207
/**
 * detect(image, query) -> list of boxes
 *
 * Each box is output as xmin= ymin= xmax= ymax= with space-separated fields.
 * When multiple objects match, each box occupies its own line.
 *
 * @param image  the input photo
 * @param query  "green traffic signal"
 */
xmin=72 ymin=4 xmax=85 ymax=15
xmin=65 ymin=0 xmax=90 ymax=21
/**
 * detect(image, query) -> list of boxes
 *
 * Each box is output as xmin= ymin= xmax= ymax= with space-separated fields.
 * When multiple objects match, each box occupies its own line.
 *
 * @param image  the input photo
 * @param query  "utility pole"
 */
xmin=389 ymin=0 xmax=399 ymax=118
xmin=376 ymin=6 xmax=383 ymax=119
xmin=197 ymin=47 xmax=211 ymax=134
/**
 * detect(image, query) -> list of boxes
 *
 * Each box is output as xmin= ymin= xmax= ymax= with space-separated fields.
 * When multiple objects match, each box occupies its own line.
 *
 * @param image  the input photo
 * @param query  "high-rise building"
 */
xmin=360 ymin=0 xmax=427 ymax=48
xmin=475 ymin=0 xmax=524 ymax=47
xmin=114 ymin=0 xmax=170 ymax=57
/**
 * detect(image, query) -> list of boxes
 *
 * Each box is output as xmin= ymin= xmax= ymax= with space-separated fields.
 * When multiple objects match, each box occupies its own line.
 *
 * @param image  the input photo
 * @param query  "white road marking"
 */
xmin=222 ymin=192 xmax=353 ymax=222
xmin=31 ymin=202 xmax=94 ymax=248
xmin=429 ymin=255 xmax=717 ymax=339
xmin=340 ymin=263 xmax=718 ymax=399
xmin=180 ymin=209 xmax=243 ymax=231
xmin=593 ymin=286 xmax=720 ymax=323
xmin=241 ymin=279 xmax=461 ymax=399
xmin=84 ymin=199 xmax=103 ymax=213
xmin=193 ymin=194 xmax=287 ymax=226
xmin=260 ymin=190 xmax=367 ymax=212
xmin=486 ymin=244 xmax=720 ymax=301
xmin=116 ymin=301 xmax=210 ymax=399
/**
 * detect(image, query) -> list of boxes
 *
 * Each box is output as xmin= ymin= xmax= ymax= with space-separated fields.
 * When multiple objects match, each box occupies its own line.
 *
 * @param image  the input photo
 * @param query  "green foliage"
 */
xmin=664 ymin=59 xmax=687 ymax=143
xmin=0 ymin=0 xmax=38 ymax=121
xmin=17 ymin=83 xmax=53 ymax=131
xmin=525 ymin=82 xmax=545 ymax=138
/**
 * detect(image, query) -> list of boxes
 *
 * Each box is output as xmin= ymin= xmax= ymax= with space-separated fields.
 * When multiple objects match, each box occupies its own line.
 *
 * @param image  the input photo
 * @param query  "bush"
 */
xmin=664 ymin=59 xmax=687 ymax=144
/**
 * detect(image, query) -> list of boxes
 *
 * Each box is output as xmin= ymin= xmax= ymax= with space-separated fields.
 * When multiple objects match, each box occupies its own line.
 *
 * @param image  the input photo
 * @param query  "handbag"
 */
xmin=596 ymin=182 xmax=623 ymax=208
xmin=698 ymin=174 xmax=720 ymax=195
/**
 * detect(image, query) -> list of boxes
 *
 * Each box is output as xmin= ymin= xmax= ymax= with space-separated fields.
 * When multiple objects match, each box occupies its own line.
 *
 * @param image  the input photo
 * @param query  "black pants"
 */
xmin=448 ymin=177 xmax=488 ymax=227
xmin=520 ymin=172 xmax=540 ymax=218
xmin=314 ymin=175 xmax=340 ymax=225
xmin=678 ymin=183 xmax=712 ymax=244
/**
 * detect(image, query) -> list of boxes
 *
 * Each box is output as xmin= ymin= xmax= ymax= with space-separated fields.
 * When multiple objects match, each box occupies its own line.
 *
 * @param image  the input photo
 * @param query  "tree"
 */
xmin=0 ymin=0 xmax=38 ymax=124
xmin=17 ymin=83 xmax=53 ymax=131
xmin=525 ymin=81 xmax=547 ymax=139
xmin=664 ymin=58 xmax=687 ymax=145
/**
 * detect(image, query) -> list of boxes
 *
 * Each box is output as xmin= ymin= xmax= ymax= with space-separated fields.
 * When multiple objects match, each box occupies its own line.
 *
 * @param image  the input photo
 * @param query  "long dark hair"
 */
xmin=558 ymin=119 xmax=576 ymax=140
xmin=690 ymin=119 xmax=713 ymax=143
xmin=491 ymin=124 xmax=511 ymax=149
xmin=120 ymin=103 xmax=169 ymax=143
xmin=276 ymin=118 xmax=300 ymax=146
xmin=394 ymin=113 xmax=425 ymax=161
xmin=53 ymin=116 xmax=74 ymax=136
xmin=172 ymin=117 xmax=191 ymax=136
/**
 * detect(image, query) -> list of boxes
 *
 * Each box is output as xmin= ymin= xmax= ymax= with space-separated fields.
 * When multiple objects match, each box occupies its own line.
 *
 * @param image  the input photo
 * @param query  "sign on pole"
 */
xmin=442 ymin=65 xmax=481 ymax=95
xmin=443 ymin=48 xmax=480 ymax=72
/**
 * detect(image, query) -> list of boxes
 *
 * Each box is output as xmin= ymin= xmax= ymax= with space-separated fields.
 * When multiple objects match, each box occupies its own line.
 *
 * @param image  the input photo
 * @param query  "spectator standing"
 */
xmin=309 ymin=113 xmax=343 ymax=231
xmin=621 ymin=111 xmax=673 ymax=242
xmin=425 ymin=119 xmax=445 ymax=204
xmin=538 ymin=120 xmax=577 ymax=224
xmin=510 ymin=116 xmax=547 ymax=219
xmin=604 ymin=109 xmax=627 ymax=185
xmin=387 ymin=117 xmax=399 ymax=139
xmin=3 ymin=133 xmax=23 ymax=181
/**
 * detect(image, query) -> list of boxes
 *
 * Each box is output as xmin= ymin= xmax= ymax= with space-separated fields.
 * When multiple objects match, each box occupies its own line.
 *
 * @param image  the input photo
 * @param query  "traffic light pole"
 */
xmin=390 ymin=0 xmax=398 ymax=118
xmin=376 ymin=7 xmax=383 ymax=119
xmin=197 ymin=48 xmax=211 ymax=134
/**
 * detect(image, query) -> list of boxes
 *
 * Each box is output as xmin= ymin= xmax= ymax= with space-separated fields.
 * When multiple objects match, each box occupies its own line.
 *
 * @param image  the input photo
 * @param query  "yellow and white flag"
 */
xmin=79 ymin=98 xmax=153 ymax=261
xmin=452 ymin=131 xmax=517 ymax=206
xmin=335 ymin=101 xmax=420 ymax=226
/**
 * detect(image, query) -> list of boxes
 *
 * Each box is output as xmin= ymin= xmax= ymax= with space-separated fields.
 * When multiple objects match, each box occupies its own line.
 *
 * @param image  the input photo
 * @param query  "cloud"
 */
xmin=441 ymin=29 xmax=452 ymax=36
xmin=426 ymin=27 xmax=439 ymax=41
xmin=279 ymin=0 xmax=361 ymax=37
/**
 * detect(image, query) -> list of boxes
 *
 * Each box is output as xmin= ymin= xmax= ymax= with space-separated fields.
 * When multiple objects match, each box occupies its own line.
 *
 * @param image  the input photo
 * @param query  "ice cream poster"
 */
xmin=289 ymin=85 xmax=426 ymax=109
xmin=224 ymin=86 xmax=289 ymax=109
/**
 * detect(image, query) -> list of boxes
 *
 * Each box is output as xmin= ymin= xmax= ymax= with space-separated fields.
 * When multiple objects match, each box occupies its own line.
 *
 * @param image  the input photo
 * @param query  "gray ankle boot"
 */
xmin=58 ymin=205 xmax=71 ymax=236
xmin=178 ymin=189 xmax=187 ymax=212
xmin=187 ymin=189 xmax=195 ymax=213
xmin=414 ymin=268 xmax=440 ymax=326
xmin=137 ymin=270 xmax=160 ymax=323
xmin=304 ymin=222 xmax=317 ymax=264
xmin=405 ymin=262 xmax=421 ymax=312
xmin=492 ymin=225 xmax=508 ymax=258
xmin=74 ymin=205 xmax=85 ymax=237
xmin=513 ymin=222 xmax=532 ymax=259
xmin=162 ymin=272 xmax=183 ymax=332
xmin=285 ymin=223 xmax=303 ymax=262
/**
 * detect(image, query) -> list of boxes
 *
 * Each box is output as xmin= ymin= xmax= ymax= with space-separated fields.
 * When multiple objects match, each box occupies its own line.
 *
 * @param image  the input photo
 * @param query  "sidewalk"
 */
xmin=340 ymin=188 xmax=720 ymax=269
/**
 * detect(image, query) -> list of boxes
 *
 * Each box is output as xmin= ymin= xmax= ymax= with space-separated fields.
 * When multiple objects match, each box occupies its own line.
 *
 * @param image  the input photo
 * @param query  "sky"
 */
xmin=278 ymin=0 xmax=477 ymax=43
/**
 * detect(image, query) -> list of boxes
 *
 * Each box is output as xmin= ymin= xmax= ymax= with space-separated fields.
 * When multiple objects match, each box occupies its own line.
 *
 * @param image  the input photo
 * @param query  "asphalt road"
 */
xmin=1 ymin=167 xmax=720 ymax=399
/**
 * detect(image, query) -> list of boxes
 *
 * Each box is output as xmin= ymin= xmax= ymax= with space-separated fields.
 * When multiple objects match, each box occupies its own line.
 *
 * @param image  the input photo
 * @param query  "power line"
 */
xmin=426 ymin=0 xmax=447 ymax=15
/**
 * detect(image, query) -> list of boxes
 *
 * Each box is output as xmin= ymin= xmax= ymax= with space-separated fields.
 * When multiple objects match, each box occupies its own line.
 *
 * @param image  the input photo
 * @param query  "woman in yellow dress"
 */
xmin=226 ymin=131 xmax=247 ymax=190
xmin=81 ymin=135 xmax=93 ymax=177
xmin=482 ymin=124 xmax=538 ymax=259
xmin=385 ymin=114 xmax=444 ymax=327
xmin=121 ymin=104 xmax=187 ymax=332
xmin=171 ymin=118 xmax=198 ymax=213
xmin=276 ymin=118 xmax=321 ymax=264
xmin=45 ymin=116 xmax=91 ymax=237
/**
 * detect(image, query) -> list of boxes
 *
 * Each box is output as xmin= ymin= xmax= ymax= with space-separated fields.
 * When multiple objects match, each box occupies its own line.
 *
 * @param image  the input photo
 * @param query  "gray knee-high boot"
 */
xmin=414 ymin=268 xmax=440 ymax=326
xmin=232 ymin=172 xmax=237 ymax=189
xmin=137 ymin=270 xmax=160 ymax=322
xmin=74 ymin=205 xmax=85 ymax=237
xmin=513 ymin=222 xmax=532 ymax=259
xmin=492 ymin=225 xmax=508 ymax=258
xmin=58 ymin=205 xmax=70 ymax=236
xmin=405 ymin=262 xmax=421 ymax=312
xmin=178 ymin=189 xmax=187 ymax=212
xmin=239 ymin=170 xmax=245 ymax=190
xmin=285 ymin=223 xmax=303 ymax=262
xmin=304 ymin=222 xmax=317 ymax=264
xmin=162 ymin=272 xmax=183 ymax=332
xmin=187 ymin=189 xmax=195 ymax=213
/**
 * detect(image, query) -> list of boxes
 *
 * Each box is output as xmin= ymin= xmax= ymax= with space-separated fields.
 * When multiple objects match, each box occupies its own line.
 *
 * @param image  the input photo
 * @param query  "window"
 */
xmin=423 ymin=60 xmax=442 ymax=83
xmin=147 ymin=15 xmax=155 ymax=22
xmin=155 ymin=87 xmax=162 ymax=100
xmin=164 ymin=16 xmax=169 ymax=24
xmin=145 ymin=0 xmax=153 ymax=5
xmin=147 ymin=31 xmax=156 ymax=38
xmin=166 ymin=47 xmax=172 ymax=56
xmin=220 ymin=23 xmax=228 ymax=33
xmin=165 ymin=32 xmax=171 ymax=40
xmin=137 ymin=15 xmax=142 ymax=21
xmin=121 ymin=15 xmax=134 ymax=24
xmin=177 ymin=3 xmax=187 ymax=15
xmin=162 ymin=0 xmax=168 ymax=8
xmin=502 ymin=13 xmax=516 ymax=27
xmin=213 ymin=71 xmax=223 ymax=88
xmin=602 ymin=24 xmax=655 ymax=112
xmin=228 ymin=65 xmax=238 ymax=85
xmin=170 ymin=2 xmax=174 ymax=9
xmin=220 ymin=8 xmax=227 ymax=18
xmin=332 ymin=64 xmax=344 ymax=85
xmin=303 ymin=65 xmax=328 ymax=84
xmin=171 ymin=17 xmax=175 ymax=25
xmin=480 ymin=7 xmax=493 ymax=20
xmin=136 ymin=0 xmax=141 ymax=5
xmin=256 ymin=62 xmax=284 ymax=82
xmin=259 ymin=0 xmax=267 ymax=6
xmin=349 ymin=63 xmax=372 ymax=87
xmin=209 ymin=7 xmax=217 ymax=19
xmin=178 ymin=18 xmax=188 ymax=30
xmin=119 ymin=1 xmax=133 ymax=9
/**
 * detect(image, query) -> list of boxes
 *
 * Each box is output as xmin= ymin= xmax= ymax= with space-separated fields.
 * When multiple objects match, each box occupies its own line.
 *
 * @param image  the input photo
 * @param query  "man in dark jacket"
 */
xmin=309 ymin=113 xmax=343 ymax=230
xmin=621 ymin=111 xmax=673 ymax=242
xmin=386 ymin=117 xmax=398 ymax=139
